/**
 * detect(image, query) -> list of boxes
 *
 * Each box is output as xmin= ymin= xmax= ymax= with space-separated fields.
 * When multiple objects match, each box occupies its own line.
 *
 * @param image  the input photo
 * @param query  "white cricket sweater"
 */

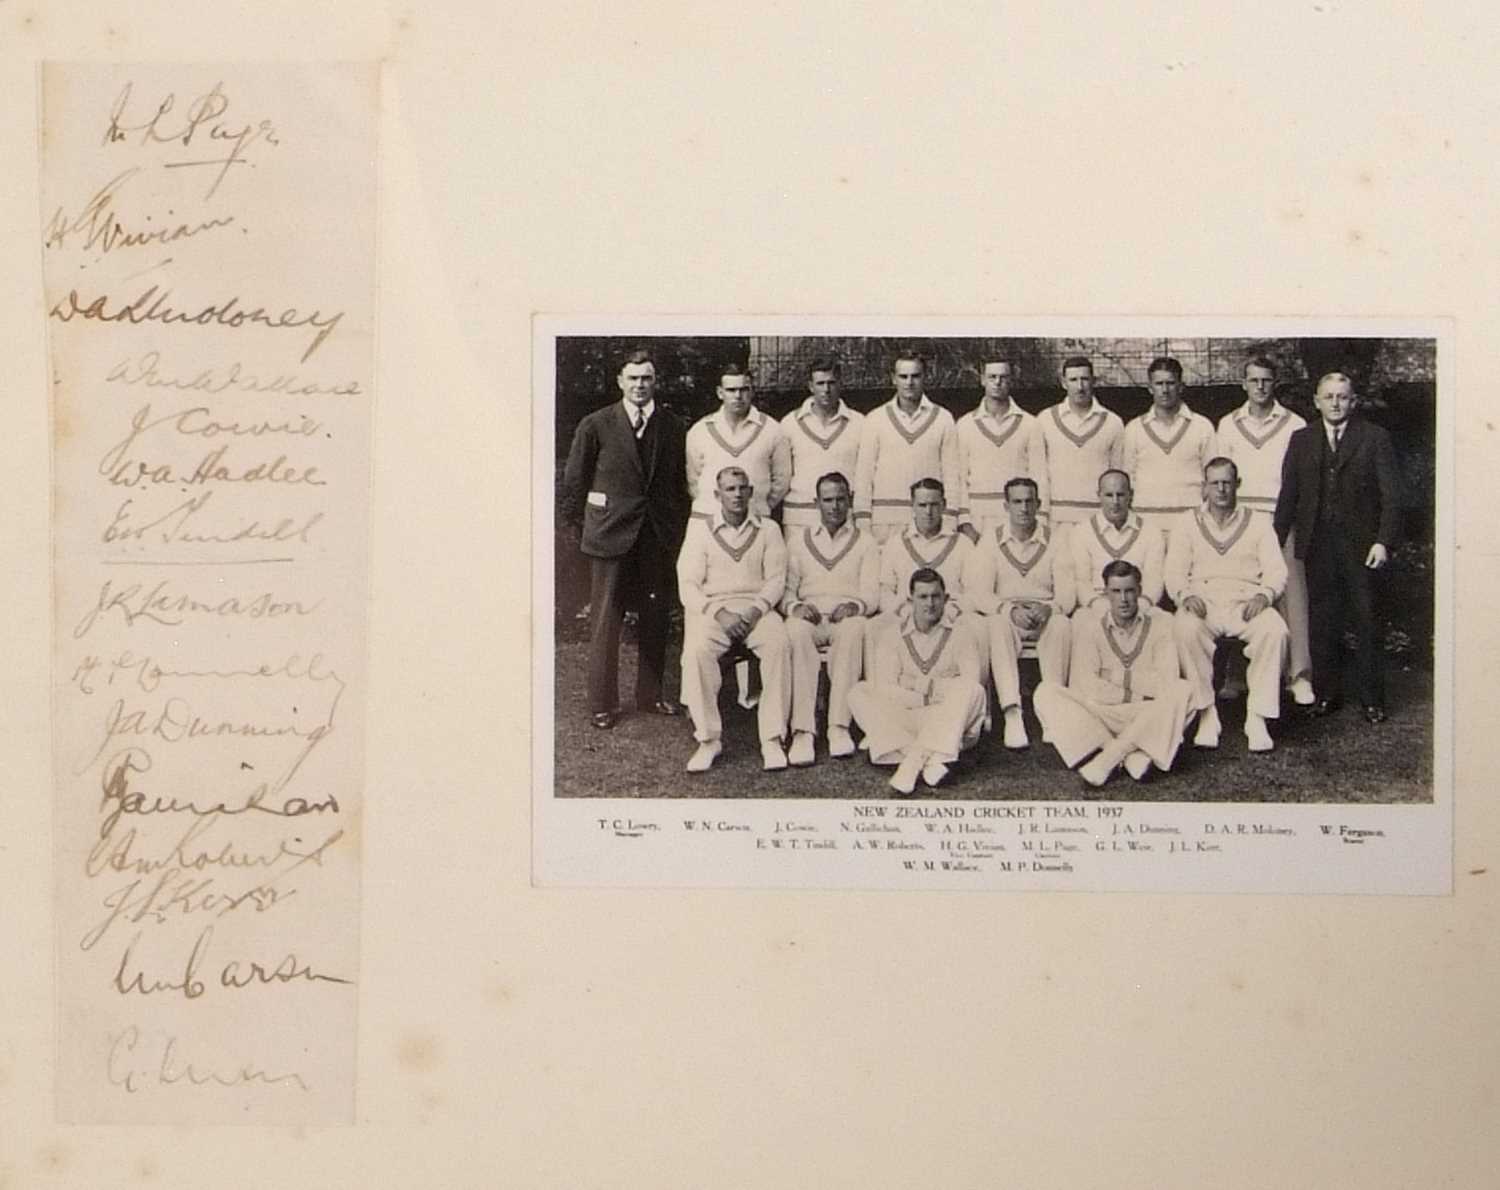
xmin=676 ymin=512 xmax=787 ymax=617
xmin=954 ymin=403 xmax=1047 ymax=525
xmin=1213 ymin=401 xmax=1307 ymax=516
xmin=1035 ymin=400 xmax=1125 ymax=522
xmin=685 ymin=408 xmax=792 ymax=519
xmin=1122 ymin=405 xmax=1218 ymax=519
xmin=782 ymin=521 xmax=880 ymax=616
xmin=1164 ymin=506 xmax=1287 ymax=605
xmin=853 ymin=397 xmax=962 ymax=530
xmin=778 ymin=400 xmax=866 ymax=527
xmin=964 ymin=524 xmax=1078 ymax=615
xmin=1069 ymin=512 xmax=1167 ymax=608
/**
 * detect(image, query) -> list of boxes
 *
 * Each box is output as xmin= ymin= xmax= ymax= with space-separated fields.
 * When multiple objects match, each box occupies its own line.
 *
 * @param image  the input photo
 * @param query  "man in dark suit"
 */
xmin=563 ymin=349 xmax=690 ymax=729
xmin=1273 ymin=371 xmax=1402 ymax=723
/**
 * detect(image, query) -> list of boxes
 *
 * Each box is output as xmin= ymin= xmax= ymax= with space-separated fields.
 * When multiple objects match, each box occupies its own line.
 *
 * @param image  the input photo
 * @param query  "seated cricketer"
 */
xmin=1068 ymin=469 xmax=1165 ymax=613
xmin=963 ymin=477 xmax=1075 ymax=749
xmin=872 ymin=477 xmax=983 ymax=676
xmin=781 ymin=471 xmax=880 ymax=764
xmin=848 ymin=568 xmax=987 ymax=796
xmin=1165 ymin=457 xmax=1290 ymax=753
xmin=1034 ymin=560 xmax=1196 ymax=788
xmin=676 ymin=467 xmax=792 ymax=774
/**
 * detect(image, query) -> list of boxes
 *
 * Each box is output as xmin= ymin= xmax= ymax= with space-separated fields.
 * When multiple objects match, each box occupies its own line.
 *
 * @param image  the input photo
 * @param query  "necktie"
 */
xmin=1332 ymin=425 xmax=1343 ymax=454
xmin=633 ymin=410 xmax=646 ymax=439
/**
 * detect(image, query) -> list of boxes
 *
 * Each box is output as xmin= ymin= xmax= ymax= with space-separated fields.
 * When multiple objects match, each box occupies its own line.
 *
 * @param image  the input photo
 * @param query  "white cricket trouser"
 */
xmin=1173 ymin=600 xmax=1289 ymax=720
xmin=787 ymin=614 xmax=866 ymax=733
xmin=986 ymin=610 xmax=1072 ymax=712
xmin=1259 ymin=516 xmax=1311 ymax=682
xmin=681 ymin=611 xmax=791 ymax=744
xmin=848 ymin=678 xmax=986 ymax=765
xmin=1034 ymin=679 xmax=1195 ymax=771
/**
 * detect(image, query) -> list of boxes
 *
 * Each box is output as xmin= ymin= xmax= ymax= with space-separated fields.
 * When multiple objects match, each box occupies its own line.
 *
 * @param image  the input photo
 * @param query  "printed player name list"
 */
xmin=43 ymin=63 xmax=375 ymax=1124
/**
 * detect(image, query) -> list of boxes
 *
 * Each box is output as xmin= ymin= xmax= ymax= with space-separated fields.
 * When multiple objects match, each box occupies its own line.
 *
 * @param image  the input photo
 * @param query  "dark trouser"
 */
xmin=1304 ymin=526 xmax=1384 ymax=709
xmin=586 ymin=527 xmax=672 ymax=714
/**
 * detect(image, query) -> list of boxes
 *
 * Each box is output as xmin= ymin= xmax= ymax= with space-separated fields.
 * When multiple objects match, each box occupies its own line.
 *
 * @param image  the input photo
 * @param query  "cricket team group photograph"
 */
xmin=551 ymin=334 xmax=1437 ymax=804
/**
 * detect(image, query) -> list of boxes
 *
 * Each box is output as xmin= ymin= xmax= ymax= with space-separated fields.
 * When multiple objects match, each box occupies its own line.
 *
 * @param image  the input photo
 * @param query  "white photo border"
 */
xmin=532 ymin=315 xmax=1453 ymax=893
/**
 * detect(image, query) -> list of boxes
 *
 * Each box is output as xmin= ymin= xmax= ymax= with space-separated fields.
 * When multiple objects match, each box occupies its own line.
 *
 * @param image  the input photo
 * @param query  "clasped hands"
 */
xmin=791 ymin=601 xmax=861 ymax=626
xmin=1007 ymin=601 xmax=1053 ymax=633
xmin=1180 ymin=593 xmax=1270 ymax=622
xmin=715 ymin=604 xmax=764 ymax=642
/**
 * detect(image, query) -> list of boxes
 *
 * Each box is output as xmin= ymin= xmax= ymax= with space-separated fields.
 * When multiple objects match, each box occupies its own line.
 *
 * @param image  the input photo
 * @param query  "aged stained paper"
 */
xmin=42 ymin=63 xmax=374 ymax=1124
xmin=0 ymin=4 xmax=1495 ymax=1188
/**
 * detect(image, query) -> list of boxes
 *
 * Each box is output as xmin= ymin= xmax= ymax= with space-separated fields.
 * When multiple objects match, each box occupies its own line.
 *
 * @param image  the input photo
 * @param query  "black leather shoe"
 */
xmin=641 ymin=699 xmax=682 ymax=717
xmin=1363 ymin=705 xmax=1388 ymax=725
xmin=1309 ymin=699 xmax=1342 ymax=718
xmin=591 ymin=711 xmax=617 ymax=730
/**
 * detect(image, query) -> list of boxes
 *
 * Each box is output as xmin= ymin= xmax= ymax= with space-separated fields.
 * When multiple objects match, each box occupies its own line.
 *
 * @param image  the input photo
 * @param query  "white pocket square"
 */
xmin=587 ymin=491 xmax=608 ymax=508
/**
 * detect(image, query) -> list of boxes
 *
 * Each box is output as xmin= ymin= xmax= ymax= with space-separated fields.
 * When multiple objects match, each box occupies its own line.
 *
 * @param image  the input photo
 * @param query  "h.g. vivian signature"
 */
xmin=44 ymin=166 xmax=236 ymax=255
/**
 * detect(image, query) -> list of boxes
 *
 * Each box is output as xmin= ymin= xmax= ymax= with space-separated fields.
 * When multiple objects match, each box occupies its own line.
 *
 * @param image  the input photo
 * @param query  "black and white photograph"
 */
xmin=543 ymin=325 xmax=1444 ymax=803
xmin=533 ymin=317 xmax=1452 ymax=892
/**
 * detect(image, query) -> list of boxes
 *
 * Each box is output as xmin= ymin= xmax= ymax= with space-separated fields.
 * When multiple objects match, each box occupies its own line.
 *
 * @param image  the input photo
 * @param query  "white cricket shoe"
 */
xmin=827 ymin=726 xmax=856 ymax=758
xmin=1288 ymin=676 xmax=1316 ymax=706
xmin=761 ymin=740 xmax=788 ymax=771
xmin=1194 ymin=705 xmax=1222 ymax=749
xmin=1245 ymin=712 xmax=1275 ymax=752
xmin=788 ymin=732 xmax=816 ymax=767
xmin=1002 ymin=707 xmax=1029 ymax=750
xmin=686 ymin=740 xmax=722 ymax=773
xmin=921 ymin=759 xmax=950 ymax=788
xmin=1124 ymin=750 xmax=1152 ymax=781
xmin=1079 ymin=753 xmax=1115 ymax=787
xmin=890 ymin=751 xmax=924 ymax=795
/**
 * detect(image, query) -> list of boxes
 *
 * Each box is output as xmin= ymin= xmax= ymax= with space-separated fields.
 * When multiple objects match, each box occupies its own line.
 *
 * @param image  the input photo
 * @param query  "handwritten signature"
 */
xmin=70 ymin=650 xmax=342 ymax=697
xmin=97 ymin=747 xmax=340 ymax=841
xmin=100 ymin=490 xmax=325 ymax=550
xmin=108 ymin=1025 xmax=309 ymax=1093
xmin=81 ymin=824 xmax=345 ymax=951
xmin=51 ymin=285 xmax=343 ymax=363
xmin=73 ymin=579 xmax=322 ymax=639
xmin=112 ymin=925 xmax=352 ymax=1000
xmin=44 ymin=167 xmax=236 ymax=254
xmin=88 ymin=814 xmax=344 ymax=881
xmin=81 ymin=693 xmax=336 ymax=775
xmin=104 ymin=82 xmax=280 ymax=200
xmin=104 ymin=443 xmax=326 ymax=491
xmin=101 ymin=401 xmax=323 ymax=471
xmin=106 ymin=350 xmax=362 ymax=398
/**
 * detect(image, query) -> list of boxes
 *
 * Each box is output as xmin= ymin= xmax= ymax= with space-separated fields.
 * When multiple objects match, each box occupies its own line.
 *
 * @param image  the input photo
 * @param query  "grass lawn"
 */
xmin=549 ymin=633 xmax=1435 ymax=804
